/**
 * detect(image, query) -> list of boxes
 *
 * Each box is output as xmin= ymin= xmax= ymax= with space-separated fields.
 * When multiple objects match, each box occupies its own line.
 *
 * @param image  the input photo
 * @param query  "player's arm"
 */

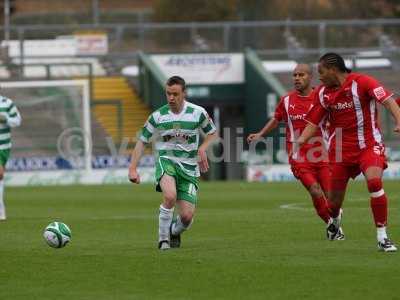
xmin=129 ymin=115 xmax=155 ymax=183
xmin=198 ymin=109 xmax=218 ymax=173
xmin=246 ymin=118 xmax=279 ymax=143
xmin=0 ymin=102 xmax=21 ymax=127
xmin=382 ymin=97 xmax=400 ymax=133
xmin=198 ymin=131 xmax=218 ymax=173
xmin=247 ymin=97 xmax=285 ymax=143
xmin=297 ymin=122 xmax=318 ymax=146
xmin=363 ymin=75 xmax=400 ymax=133
xmin=128 ymin=140 xmax=145 ymax=184
xmin=297 ymin=99 xmax=327 ymax=147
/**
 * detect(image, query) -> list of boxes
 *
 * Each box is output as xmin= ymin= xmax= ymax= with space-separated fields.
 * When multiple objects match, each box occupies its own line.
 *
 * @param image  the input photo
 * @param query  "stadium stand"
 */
xmin=92 ymin=76 xmax=150 ymax=149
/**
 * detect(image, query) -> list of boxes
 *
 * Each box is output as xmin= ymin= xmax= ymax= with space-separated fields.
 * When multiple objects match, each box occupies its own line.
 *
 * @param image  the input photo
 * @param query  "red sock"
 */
xmin=370 ymin=194 xmax=388 ymax=227
xmin=367 ymin=178 xmax=387 ymax=227
xmin=312 ymin=195 xmax=331 ymax=223
xmin=326 ymin=200 xmax=341 ymax=218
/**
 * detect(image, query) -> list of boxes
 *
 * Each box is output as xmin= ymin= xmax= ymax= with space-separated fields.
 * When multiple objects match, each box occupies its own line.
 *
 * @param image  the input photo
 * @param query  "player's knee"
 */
xmin=180 ymin=211 xmax=193 ymax=226
xmin=330 ymin=191 xmax=343 ymax=203
xmin=308 ymin=184 xmax=323 ymax=198
xmin=163 ymin=191 xmax=177 ymax=207
xmin=367 ymin=178 xmax=382 ymax=193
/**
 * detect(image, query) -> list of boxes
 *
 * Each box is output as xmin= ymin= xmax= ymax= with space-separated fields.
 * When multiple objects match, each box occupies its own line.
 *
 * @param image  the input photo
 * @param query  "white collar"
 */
xmin=170 ymin=101 xmax=187 ymax=117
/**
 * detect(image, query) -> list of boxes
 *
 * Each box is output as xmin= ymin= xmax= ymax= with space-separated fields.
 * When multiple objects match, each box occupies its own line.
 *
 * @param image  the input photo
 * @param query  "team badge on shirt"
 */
xmin=373 ymin=87 xmax=386 ymax=100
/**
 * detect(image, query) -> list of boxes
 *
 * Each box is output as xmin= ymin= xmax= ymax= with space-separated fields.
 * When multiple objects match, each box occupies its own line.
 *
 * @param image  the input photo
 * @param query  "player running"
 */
xmin=247 ymin=64 xmax=344 ymax=239
xmin=0 ymin=94 xmax=22 ymax=220
xmin=298 ymin=53 xmax=400 ymax=252
xmin=129 ymin=76 xmax=218 ymax=250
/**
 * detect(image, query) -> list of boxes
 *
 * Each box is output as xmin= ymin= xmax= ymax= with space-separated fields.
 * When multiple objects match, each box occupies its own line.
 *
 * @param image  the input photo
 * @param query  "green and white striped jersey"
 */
xmin=0 ymin=96 xmax=22 ymax=150
xmin=140 ymin=101 xmax=216 ymax=177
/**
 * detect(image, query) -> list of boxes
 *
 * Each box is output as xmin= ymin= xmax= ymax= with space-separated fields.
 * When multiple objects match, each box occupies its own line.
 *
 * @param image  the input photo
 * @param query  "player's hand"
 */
xmin=394 ymin=123 xmax=400 ymax=133
xmin=198 ymin=146 xmax=209 ymax=173
xmin=289 ymin=140 xmax=303 ymax=158
xmin=128 ymin=167 xmax=140 ymax=184
xmin=247 ymin=133 xmax=262 ymax=144
xmin=0 ymin=113 xmax=7 ymax=122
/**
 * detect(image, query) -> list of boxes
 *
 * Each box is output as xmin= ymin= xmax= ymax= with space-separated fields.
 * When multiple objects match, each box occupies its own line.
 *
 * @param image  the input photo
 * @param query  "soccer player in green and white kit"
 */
xmin=129 ymin=76 xmax=218 ymax=250
xmin=0 ymin=95 xmax=22 ymax=220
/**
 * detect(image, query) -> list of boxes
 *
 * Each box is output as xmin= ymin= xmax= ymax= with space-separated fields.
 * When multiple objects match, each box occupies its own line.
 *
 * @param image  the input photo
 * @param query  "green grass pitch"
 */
xmin=1 ymin=181 xmax=399 ymax=299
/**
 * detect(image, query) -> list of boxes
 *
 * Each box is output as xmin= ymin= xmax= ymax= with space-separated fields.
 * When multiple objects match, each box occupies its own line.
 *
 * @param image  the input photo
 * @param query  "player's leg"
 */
xmin=308 ymin=182 xmax=331 ymax=223
xmin=170 ymin=200 xmax=195 ymax=248
xmin=173 ymin=200 xmax=195 ymax=234
xmin=292 ymin=164 xmax=330 ymax=224
xmin=300 ymin=173 xmax=331 ymax=224
xmin=329 ymin=164 xmax=351 ymax=218
xmin=0 ymin=165 xmax=5 ymax=220
xmin=362 ymin=158 xmax=397 ymax=252
xmin=316 ymin=165 xmax=345 ymax=240
xmin=158 ymin=174 xmax=177 ymax=250
xmin=170 ymin=176 xmax=198 ymax=248
xmin=316 ymin=164 xmax=331 ymax=199
xmin=325 ymin=164 xmax=351 ymax=240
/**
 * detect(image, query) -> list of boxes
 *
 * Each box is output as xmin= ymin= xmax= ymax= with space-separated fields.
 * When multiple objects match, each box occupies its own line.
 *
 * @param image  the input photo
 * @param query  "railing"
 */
xmin=1 ymin=18 xmax=399 ymax=58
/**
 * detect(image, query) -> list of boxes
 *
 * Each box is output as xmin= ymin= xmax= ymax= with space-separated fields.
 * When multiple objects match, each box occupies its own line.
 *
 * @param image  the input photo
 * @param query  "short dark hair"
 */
xmin=319 ymin=52 xmax=351 ymax=73
xmin=166 ymin=76 xmax=186 ymax=91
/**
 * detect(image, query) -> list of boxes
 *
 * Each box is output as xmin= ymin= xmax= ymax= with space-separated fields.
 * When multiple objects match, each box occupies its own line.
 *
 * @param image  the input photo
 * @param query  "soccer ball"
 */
xmin=43 ymin=222 xmax=71 ymax=248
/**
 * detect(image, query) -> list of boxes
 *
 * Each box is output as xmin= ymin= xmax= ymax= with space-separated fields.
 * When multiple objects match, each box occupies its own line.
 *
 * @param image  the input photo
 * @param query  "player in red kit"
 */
xmin=247 ymin=64 xmax=344 ymax=239
xmin=298 ymin=53 xmax=400 ymax=252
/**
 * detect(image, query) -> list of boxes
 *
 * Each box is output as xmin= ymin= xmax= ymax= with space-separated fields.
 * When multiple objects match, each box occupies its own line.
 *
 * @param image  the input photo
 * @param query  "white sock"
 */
xmin=171 ymin=216 xmax=193 ymax=236
xmin=377 ymin=227 xmax=388 ymax=242
xmin=159 ymin=205 xmax=174 ymax=242
xmin=0 ymin=180 xmax=5 ymax=220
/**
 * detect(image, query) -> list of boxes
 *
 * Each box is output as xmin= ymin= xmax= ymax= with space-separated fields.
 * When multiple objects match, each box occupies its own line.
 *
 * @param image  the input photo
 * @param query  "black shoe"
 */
xmin=158 ymin=240 xmax=170 ymax=250
xmin=326 ymin=222 xmax=339 ymax=240
xmin=333 ymin=227 xmax=345 ymax=241
xmin=378 ymin=238 xmax=397 ymax=252
xmin=326 ymin=209 xmax=343 ymax=241
xmin=170 ymin=222 xmax=181 ymax=248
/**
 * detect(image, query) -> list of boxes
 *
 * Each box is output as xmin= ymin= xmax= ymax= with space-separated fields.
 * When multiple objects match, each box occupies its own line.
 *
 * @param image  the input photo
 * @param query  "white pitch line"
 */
xmin=89 ymin=215 xmax=153 ymax=220
xmin=279 ymin=196 xmax=392 ymax=211
xmin=279 ymin=203 xmax=311 ymax=211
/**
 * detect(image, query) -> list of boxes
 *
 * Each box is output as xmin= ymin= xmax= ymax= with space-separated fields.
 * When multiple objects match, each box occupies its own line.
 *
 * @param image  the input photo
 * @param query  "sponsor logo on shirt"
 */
xmin=333 ymin=101 xmax=354 ymax=110
xmin=162 ymin=133 xmax=193 ymax=143
xmin=373 ymin=87 xmax=386 ymax=100
xmin=289 ymin=113 xmax=307 ymax=121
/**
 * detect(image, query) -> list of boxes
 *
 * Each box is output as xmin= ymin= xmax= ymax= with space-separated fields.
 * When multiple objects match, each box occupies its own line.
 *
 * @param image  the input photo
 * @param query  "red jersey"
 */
xmin=275 ymin=90 xmax=328 ymax=164
xmin=306 ymin=73 xmax=393 ymax=163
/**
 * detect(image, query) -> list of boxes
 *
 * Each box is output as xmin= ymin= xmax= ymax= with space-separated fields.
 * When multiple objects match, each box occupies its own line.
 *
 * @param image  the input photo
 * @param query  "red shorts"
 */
xmin=291 ymin=162 xmax=331 ymax=192
xmin=330 ymin=147 xmax=387 ymax=190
